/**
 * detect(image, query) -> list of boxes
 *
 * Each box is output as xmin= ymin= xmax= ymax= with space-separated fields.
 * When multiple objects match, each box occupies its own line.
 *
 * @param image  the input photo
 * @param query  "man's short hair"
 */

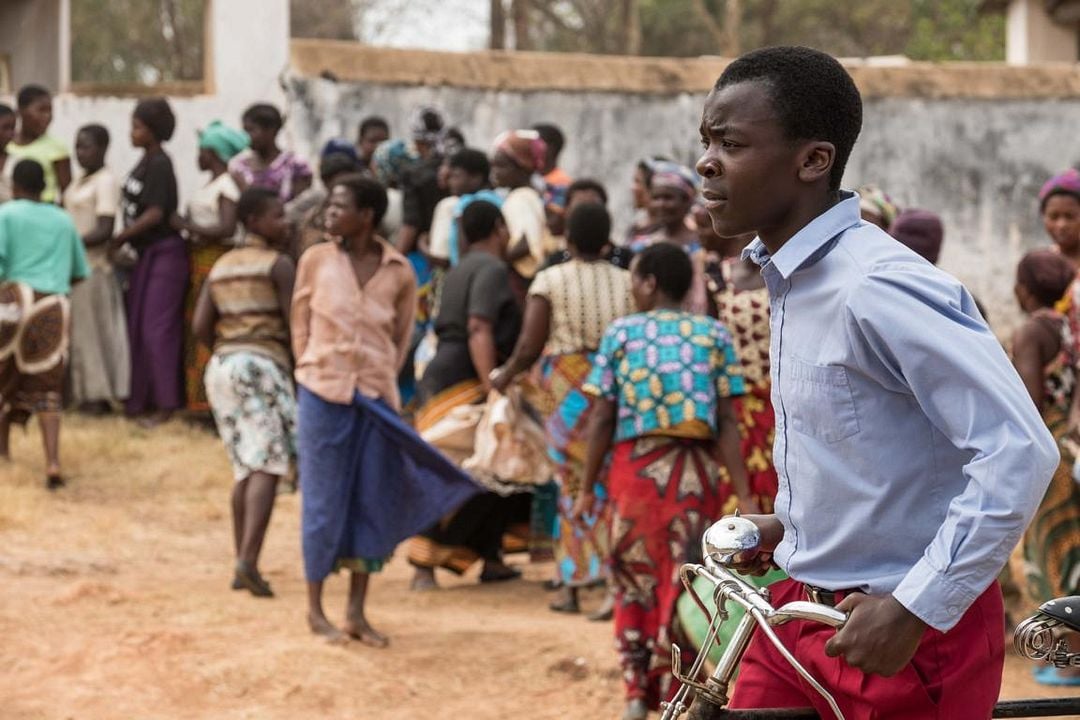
xmin=448 ymin=148 xmax=491 ymax=179
xmin=359 ymin=115 xmax=389 ymax=139
xmin=12 ymin=159 xmax=46 ymax=195
xmin=242 ymin=103 xmax=284 ymax=132
xmin=566 ymin=202 xmax=611 ymax=255
xmin=332 ymin=173 xmax=389 ymax=227
xmin=237 ymin=187 xmax=280 ymax=227
xmin=566 ymin=178 xmax=608 ymax=207
xmin=716 ymin=46 xmax=862 ymax=191
xmin=634 ymin=242 xmax=693 ymax=301
xmin=461 ymin=200 xmax=504 ymax=246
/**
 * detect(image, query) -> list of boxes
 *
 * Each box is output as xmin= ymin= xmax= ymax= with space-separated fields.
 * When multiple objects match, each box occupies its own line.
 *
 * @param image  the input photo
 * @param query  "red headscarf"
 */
xmin=493 ymin=130 xmax=547 ymax=173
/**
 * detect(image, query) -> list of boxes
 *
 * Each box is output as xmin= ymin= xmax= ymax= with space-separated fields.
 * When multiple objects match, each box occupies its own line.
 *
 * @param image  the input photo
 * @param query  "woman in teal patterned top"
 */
xmin=579 ymin=242 xmax=753 ymax=719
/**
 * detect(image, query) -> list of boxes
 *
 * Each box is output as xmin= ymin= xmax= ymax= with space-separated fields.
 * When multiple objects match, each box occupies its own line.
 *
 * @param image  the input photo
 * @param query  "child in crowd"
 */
xmin=193 ymin=187 xmax=297 ymax=598
xmin=7 ymin=85 xmax=70 ymax=203
xmin=230 ymin=104 xmax=312 ymax=204
xmin=580 ymin=242 xmax=752 ymax=719
xmin=0 ymin=104 xmax=14 ymax=204
xmin=0 ymin=160 xmax=90 ymax=488
xmin=64 ymin=124 xmax=129 ymax=412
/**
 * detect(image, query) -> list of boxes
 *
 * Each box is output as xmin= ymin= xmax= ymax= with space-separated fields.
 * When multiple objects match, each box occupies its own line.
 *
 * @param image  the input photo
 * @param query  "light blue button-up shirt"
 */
xmin=745 ymin=192 xmax=1058 ymax=632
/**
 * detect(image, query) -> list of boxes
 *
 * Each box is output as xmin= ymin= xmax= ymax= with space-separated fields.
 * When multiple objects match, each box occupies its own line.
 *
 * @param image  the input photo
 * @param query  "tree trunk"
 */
xmin=511 ymin=0 xmax=531 ymax=50
xmin=490 ymin=0 xmax=506 ymax=49
xmin=621 ymin=0 xmax=641 ymax=55
xmin=725 ymin=0 xmax=741 ymax=57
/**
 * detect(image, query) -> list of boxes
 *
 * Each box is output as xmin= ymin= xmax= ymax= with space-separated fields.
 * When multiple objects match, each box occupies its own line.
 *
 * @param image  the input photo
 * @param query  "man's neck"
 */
xmin=757 ymin=190 xmax=841 ymax=257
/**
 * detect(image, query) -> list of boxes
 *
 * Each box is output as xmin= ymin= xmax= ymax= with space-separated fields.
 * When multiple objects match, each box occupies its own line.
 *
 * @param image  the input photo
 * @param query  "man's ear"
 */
xmin=797 ymin=141 xmax=835 ymax=185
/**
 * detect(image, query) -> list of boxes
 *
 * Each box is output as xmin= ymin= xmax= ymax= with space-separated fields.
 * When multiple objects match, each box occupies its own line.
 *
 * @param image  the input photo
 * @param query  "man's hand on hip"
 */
xmin=824 ymin=593 xmax=928 ymax=676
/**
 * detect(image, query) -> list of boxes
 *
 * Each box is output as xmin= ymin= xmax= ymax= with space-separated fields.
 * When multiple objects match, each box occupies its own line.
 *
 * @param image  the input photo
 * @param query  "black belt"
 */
xmin=803 ymin=584 xmax=856 ymax=607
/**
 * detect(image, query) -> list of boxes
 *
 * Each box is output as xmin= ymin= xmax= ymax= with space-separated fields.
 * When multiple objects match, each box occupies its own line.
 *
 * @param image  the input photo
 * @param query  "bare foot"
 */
xmin=345 ymin=620 xmax=389 ymax=649
xmin=307 ymin=613 xmax=348 ymax=645
xmin=410 ymin=568 xmax=438 ymax=592
xmin=587 ymin=591 xmax=615 ymax=622
xmin=136 ymin=411 xmax=173 ymax=429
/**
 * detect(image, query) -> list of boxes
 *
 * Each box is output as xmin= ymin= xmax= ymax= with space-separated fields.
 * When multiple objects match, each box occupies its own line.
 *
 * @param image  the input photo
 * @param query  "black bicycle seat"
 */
xmin=1039 ymin=596 xmax=1080 ymax=632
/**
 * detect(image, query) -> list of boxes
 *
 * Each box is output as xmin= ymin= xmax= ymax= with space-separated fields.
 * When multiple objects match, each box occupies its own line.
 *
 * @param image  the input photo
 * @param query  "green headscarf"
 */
xmin=198 ymin=120 xmax=249 ymax=163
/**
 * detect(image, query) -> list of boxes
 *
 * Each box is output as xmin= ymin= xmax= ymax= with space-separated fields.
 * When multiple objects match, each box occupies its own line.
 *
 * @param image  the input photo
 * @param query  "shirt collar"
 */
xmin=376 ymin=237 xmax=407 ymax=267
xmin=742 ymin=191 xmax=862 ymax=278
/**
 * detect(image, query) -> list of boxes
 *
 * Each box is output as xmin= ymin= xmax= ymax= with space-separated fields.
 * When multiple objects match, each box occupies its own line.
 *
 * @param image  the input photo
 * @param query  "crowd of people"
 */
xmin=1 ymin=43 xmax=1079 ymax=719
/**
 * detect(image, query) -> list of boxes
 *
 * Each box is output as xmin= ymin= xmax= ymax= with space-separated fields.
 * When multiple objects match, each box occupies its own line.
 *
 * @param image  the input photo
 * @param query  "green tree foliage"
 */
xmin=519 ymin=0 xmax=1004 ymax=61
xmin=291 ymin=0 xmax=359 ymax=41
xmin=71 ymin=0 xmax=205 ymax=84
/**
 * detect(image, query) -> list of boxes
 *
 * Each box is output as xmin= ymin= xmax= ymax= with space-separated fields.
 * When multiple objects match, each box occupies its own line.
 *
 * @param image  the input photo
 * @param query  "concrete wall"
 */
xmin=0 ymin=0 xmax=63 ymax=90
xmin=286 ymin=72 xmax=1080 ymax=332
xmin=25 ymin=37 xmax=1080 ymax=332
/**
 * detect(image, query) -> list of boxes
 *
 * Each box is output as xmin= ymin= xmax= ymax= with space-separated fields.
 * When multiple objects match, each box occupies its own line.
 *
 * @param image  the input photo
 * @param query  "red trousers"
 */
xmin=729 ymin=577 xmax=1004 ymax=720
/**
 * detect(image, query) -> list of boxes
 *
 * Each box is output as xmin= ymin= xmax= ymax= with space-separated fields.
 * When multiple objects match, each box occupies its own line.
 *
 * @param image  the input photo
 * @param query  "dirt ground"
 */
xmin=1 ymin=415 xmax=1077 ymax=720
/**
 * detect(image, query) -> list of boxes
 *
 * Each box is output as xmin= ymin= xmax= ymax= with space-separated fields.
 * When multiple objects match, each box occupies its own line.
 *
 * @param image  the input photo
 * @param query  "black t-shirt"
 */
xmin=420 ymin=250 xmax=521 ymax=399
xmin=122 ymin=150 xmax=178 ymax=250
xmin=401 ymin=155 xmax=446 ymax=234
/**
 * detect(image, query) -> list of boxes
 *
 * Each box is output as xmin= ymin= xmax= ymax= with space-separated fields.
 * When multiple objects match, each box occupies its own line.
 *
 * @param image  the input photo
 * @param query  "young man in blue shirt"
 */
xmin=697 ymin=46 xmax=1058 ymax=718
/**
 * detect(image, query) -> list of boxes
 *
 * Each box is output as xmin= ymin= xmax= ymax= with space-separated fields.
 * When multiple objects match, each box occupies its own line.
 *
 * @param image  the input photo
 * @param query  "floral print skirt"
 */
xmin=204 ymin=351 xmax=296 ymax=482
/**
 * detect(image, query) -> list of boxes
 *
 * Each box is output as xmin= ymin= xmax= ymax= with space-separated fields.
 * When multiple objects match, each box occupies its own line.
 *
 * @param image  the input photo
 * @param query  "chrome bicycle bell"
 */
xmin=702 ymin=514 xmax=761 ymax=568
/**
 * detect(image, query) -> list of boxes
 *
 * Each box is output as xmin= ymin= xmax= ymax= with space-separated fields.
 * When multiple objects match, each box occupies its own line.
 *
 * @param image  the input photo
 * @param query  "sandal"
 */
xmin=479 ymin=564 xmax=522 ymax=583
xmin=234 ymin=561 xmax=274 ymax=598
xmin=1033 ymin=665 xmax=1080 ymax=686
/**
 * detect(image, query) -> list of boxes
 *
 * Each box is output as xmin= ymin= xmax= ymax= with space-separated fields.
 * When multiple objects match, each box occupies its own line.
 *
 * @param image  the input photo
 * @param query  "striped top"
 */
xmin=207 ymin=235 xmax=290 ymax=370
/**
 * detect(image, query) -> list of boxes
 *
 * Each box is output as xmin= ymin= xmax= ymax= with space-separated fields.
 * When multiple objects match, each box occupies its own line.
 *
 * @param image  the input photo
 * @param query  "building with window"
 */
xmin=0 ymin=0 xmax=289 ymax=201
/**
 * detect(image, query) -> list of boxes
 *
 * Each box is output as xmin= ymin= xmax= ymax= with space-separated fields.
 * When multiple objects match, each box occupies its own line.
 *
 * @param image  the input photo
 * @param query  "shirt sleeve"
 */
xmin=467 ymin=261 xmax=509 ymax=321
xmin=712 ymin=322 xmax=745 ymax=399
xmin=219 ymin=175 xmax=241 ymax=204
xmin=527 ymin=267 xmax=552 ymax=300
xmin=293 ymin=156 xmax=313 ymax=180
xmin=583 ymin=322 xmax=621 ymax=401
xmin=290 ymin=250 xmax=314 ymax=362
xmin=95 ymin=172 xmax=120 ymax=218
xmin=140 ymin=155 xmax=176 ymax=212
xmin=844 ymin=264 xmax=1059 ymax=631
xmin=393 ymin=264 xmax=418 ymax=371
xmin=68 ymin=218 xmax=91 ymax=282
xmin=46 ymin=136 xmax=70 ymax=162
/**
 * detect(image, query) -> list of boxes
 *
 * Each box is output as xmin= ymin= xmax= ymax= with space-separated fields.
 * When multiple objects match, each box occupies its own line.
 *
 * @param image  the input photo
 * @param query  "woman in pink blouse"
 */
xmin=291 ymin=173 xmax=477 ymax=646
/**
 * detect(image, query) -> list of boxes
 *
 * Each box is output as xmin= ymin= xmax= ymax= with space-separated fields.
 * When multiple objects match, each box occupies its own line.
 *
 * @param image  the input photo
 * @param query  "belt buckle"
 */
xmin=805 ymin=584 xmax=836 ymax=607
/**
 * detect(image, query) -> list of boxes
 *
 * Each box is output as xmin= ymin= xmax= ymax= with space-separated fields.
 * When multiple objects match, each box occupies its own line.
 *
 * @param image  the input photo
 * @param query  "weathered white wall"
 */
xmin=288 ymin=76 xmax=1080 ymax=330
xmin=4 ymin=0 xmax=292 ymax=210
xmin=0 ymin=0 xmax=63 ymax=90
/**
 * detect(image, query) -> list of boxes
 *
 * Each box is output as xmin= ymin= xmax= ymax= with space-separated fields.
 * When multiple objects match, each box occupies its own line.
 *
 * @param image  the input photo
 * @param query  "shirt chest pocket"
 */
xmin=782 ymin=357 xmax=860 ymax=443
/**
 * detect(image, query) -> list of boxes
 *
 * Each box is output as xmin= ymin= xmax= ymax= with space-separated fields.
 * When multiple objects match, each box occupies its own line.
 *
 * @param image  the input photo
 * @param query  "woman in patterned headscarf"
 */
xmin=1040 ymin=169 xmax=1080 ymax=268
xmin=490 ymin=129 xmax=548 ymax=301
xmin=627 ymin=161 xmax=708 ymax=314
xmin=176 ymin=120 xmax=250 ymax=414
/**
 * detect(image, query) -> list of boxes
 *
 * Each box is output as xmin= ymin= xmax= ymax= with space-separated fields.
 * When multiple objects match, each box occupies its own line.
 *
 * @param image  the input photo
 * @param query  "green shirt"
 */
xmin=0 ymin=199 xmax=90 ymax=294
xmin=7 ymin=134 xmax=69 ymax=203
